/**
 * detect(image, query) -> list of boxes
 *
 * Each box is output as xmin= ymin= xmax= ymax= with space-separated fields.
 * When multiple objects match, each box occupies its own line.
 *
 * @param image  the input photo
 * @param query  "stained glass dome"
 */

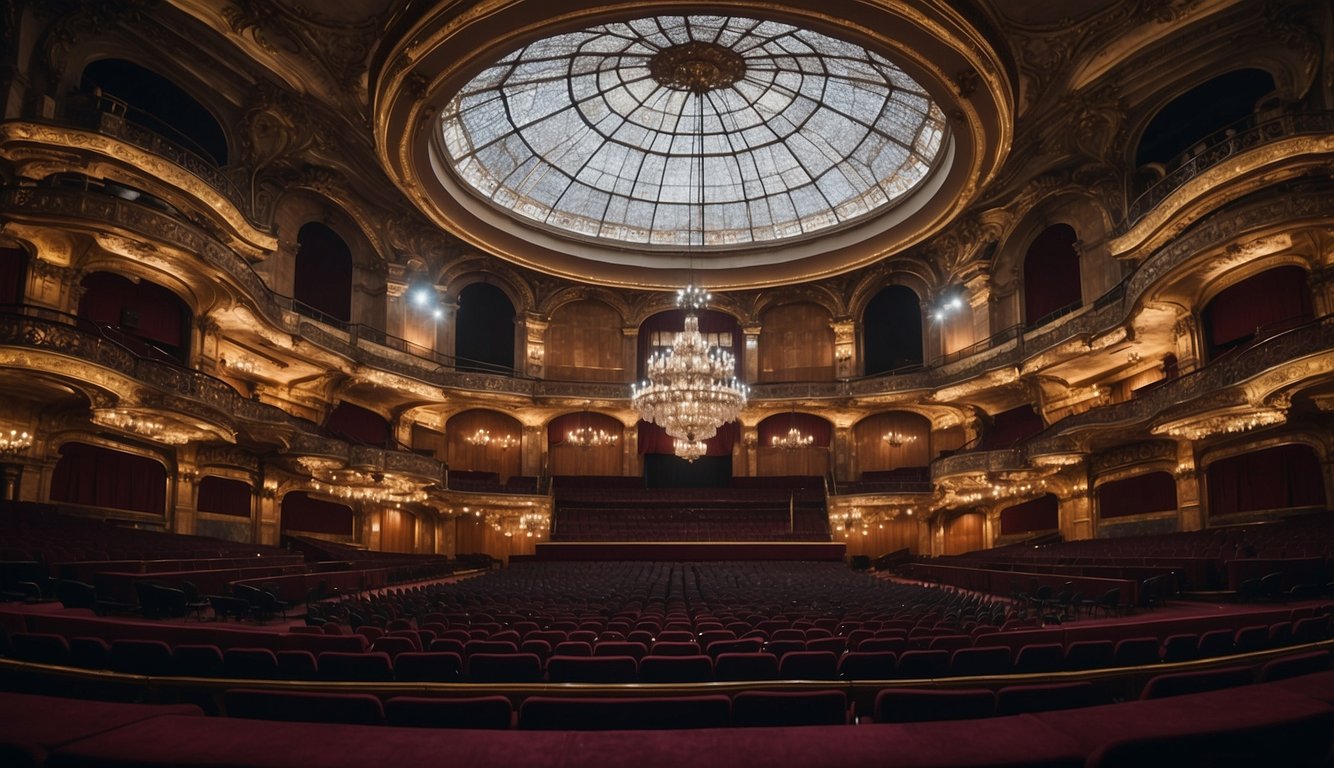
xmin=438 ymin=15 xmax=947 ymax=251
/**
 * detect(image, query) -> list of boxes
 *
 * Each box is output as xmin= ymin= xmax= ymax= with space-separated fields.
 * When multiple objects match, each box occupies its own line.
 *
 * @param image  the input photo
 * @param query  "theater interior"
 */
xmin=1 ymin=0 xmax=1334 ymax=765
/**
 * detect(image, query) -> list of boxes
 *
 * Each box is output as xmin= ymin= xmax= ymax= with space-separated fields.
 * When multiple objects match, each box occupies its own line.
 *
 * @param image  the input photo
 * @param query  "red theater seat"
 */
xmin=466 ymin=652 xmax=543 ymax=682
xmin=873 ymin=688 xmax=996 ymax=723
xmin=732 ymin=690 xmax=848 ymax=726
xmin=1139 ymin=665 xmax=1254 ymax=700
xmin=995 ymin=682 xmax=1109 ymax=715
xmin=714 ymin=651 xmax=779 ymax=681
xmin=394 ymin=651 xmax=463 ymax=682
xmin=385 ymin=696 xmax=513 ymax=729
xmin=223 ymin=688 xmax=385 ymax=726
xmin=518 ymin=695 xmax=732 ymax=730
xmin=638 ymin=654 xmax=713 ymax=683
xmin=547 ymin=654 xmax=638 ymax=683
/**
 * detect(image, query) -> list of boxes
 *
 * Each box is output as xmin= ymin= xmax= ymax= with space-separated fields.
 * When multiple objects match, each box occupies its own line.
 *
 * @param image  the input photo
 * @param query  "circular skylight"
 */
xmin=439 ymin=15 xmax=947 ymax=251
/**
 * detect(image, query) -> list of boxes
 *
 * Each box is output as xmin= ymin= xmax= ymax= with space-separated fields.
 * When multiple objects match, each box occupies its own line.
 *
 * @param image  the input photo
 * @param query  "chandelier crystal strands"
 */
xmin=629 ymin=58 xmax=749 ymax=461
xmin=632 ymin=286 xmax=749 ymax=461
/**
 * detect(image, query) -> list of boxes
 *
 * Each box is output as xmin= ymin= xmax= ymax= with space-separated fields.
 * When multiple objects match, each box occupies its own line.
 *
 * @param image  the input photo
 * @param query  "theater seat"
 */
xmin=109 ymin=639 xmax=173 ymax=676
xmin=547 ymin=654 xmax=638 ymax=683
xmin=713 ymin=652 xmax=779 ymax=681
xmin=224 ymin=648 xmax=280 ymax=680
xmin=873 ymin=688 xmax=995 ymax=723
xmin=394 ymin=651 xmax=463 ymax=682
xmin=223 ymin=688 xmax=384 ymax=726
xmin=779 ymin=650 xmax=838 ymax=680
xmin=1258 ymin=650 xmax=1331 ymax=682
xmin=466 ymin=652 xmax=543 ymax=683
xmin=1139 ymin=665 xmax=1254 ymax=699
xmin=317 ymin=651 xmax=393 ymax=682
xmin=732 ymin=690 xmax=847 ymax=726
xmin=950 ymin=645 xmax=1011 ymax=676
xmin=638 ymin=654 xmax=713 ymax=683
xmin=9 ymin=633 xmax=69 ymax=666
xmin=385 ymin=696 xmax=513 ymax=729
xmin=518 ymin=695 xmax=731 ymax=730
xmin=995 ymin=682 xmax=1109 ymax=715
xmin=838 ymin=651 xmax=897 ymax=680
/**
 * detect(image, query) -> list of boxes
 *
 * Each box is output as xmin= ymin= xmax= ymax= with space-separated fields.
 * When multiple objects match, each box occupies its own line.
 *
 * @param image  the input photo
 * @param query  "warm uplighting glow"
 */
xmin=672 ymin=438 xmax=708 ymax=463
xmin=567 ymin=426 xmax=619 ymax=449
xmin=0 ymin=429 xmax=32 ymax=455
xmin=464 ymin=429 xmax=519 ymax=449
xmin=882 ymin=431 xmax=918 ymax=447
xmin=633 ymin=285 xmax=747 ymax=459
xmin=771 ymin=427 xmax=814 ymax=450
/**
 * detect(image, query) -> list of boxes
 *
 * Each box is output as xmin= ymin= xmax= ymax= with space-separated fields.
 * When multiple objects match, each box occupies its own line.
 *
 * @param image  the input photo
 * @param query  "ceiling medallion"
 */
xmin=648 ymin=42 xmax=745 ymax=93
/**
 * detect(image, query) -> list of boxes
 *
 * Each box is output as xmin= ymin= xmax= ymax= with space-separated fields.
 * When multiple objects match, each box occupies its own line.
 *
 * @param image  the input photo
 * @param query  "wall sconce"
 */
xmin=835 ymin=347 xmax=852 ymax=361
xmin=931 ymin=289 xmax=967 ymax=322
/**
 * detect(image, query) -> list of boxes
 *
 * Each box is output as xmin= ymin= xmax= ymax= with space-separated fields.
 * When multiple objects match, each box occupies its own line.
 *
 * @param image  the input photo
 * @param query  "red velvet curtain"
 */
xmin=280 ymin=491 xmax=354 ymax=535
xmin=756 ymin=412 xmax=832 ymax=447
xmin=197 ymin=476 xmax=252 ymax=517
xmin=1207 ymin=444 xmax=1326 ymax=517
xmin=49 ymin=441 xmax=167 ymax=515
xmin=1098 ymin=471 xmax=1177 ymax=519
xmin=1000 ymin=494 xmax=1059 ymax=535
xmin=638 ymin=420 xmax=738 ymax=456
xmin=77 ymin=271 xmax=188 ymax=352
xmin=983 ymin=405 xmax=1045 ymax=449
xmin=294 ymin=223 xmax=352 ymax=322
xmin=1023 ymin=224 xmax=1082 ymax=325
xmin=325 ymin=401 xmax=390 ymax=447
xmin=1204 ymin=266 xmax=1313 ymax=349
xmin=0 ymin=247 xmax=27 ymax=305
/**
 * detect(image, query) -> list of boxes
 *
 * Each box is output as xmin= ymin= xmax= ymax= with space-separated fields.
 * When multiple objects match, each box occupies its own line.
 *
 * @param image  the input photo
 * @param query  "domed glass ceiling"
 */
xmin=439 ymin=15 xmax=947 ymax=250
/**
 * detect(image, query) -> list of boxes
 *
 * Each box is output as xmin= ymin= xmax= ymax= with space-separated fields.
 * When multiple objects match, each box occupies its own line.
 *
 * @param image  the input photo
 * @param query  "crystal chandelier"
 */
xmin=567 ymin=426 xmax=618 ymax=449
xmin=882 ymin=431 xmax=918 ymax=447
xmin=0 ymin=429 xmax=31 ymax=455
xmin=632 ymin=284 xmax=748 ymax=451
xmin=673 ymin=438 xmax=708 ymax=462
xmin=630 ymin=82 xmax=748 ymax=461
xmin=464 ymin=429 xmax=518 ymax=449
xmin=772 ymin=427 xmax=814 ymax=449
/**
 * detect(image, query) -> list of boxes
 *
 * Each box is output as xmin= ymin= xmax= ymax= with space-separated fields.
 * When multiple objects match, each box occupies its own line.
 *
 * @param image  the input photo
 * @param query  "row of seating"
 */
xmin=4 ymin=667 xmax=1334 ymax=767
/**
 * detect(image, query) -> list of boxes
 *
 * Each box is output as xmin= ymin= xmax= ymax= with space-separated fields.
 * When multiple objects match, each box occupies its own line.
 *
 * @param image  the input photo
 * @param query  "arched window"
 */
xmin=757 ymin=302 xmax=834 ymax=382
xmin=863 ymin=285 xmax=923 ymax=374
xmin=455 ymin=283 xmax=515 ymax=373
xmin=79 ymin=59 xmax=228 ymax=165
xmin=1136 ymin=69 xmax=1275 ymax=168
xmin=77 ymin=271 xmax=191 ymax=363
xmin=1023 ymin=224 xmax=1081 ymax=327
xmin=294 ymin=223 xmax=353 ymax=323
xmin=1202 ymin=266 xmax=1313 ymax=359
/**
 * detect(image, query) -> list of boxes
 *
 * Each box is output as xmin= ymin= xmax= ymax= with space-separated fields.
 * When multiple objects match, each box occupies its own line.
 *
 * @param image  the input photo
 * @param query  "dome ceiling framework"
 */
xmin=376 ymin=1 xmax=1013 ymax=290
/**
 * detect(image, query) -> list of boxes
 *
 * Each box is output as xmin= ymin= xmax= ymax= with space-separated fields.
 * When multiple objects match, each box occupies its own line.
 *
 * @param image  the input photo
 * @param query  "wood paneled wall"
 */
xmin=545 ymin=299 xmax=628 ymax=382
xmin=410 ymin=423 xmax=445 ymax=462
xmin=755 ymin=447 xmax=830 ymax=477
xmin=378 ymin=509 xmax=417 ymax=553
xmin=853 ymin=411 xmax=933 ymax=473
xmin=840 ymin=516 xmax=921 ymax=557
xmin=446 ymin=409 xmax=523 ymax=480
xmin=758 ymin=302 xmax=835 ymax=382
xmin=454 ymin=515 xmax=537 ymax=563
xmin=943 ymin=512 xmax=985 ymax=555
xmin=548 ymin=411 xmax=624 ymax=476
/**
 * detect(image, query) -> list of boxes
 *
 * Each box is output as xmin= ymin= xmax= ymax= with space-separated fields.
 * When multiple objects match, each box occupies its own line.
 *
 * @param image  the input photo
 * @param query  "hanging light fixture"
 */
xmin=882 ymin=431 xmax=918 ymax=447
xmin=771 ymin=411 xmax=814 ymax=449
xmin=566 ymin=407 xmax=619 ymax=449
xmin=631 ymin=66 xmax=747 ymax=459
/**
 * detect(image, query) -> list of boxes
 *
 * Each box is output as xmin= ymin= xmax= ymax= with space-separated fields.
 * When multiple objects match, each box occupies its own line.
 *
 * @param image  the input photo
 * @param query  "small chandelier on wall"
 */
xmin=882 ymin=431 xmax=918 ymax=447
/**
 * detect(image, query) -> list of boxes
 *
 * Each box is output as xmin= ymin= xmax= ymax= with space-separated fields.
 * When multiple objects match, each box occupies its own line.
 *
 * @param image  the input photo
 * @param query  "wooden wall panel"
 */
xmin=446 ymin=410 xmax=523 ymax=480
xmin=853 ymin=412 xmax=932 ymax=473
xmin=454 ymin=516 xmax=537 ymax=563
xmin=378 ymin=509 xmax=416 ymax=553
xmin=545 ymin=299 xmax=628 ymax=382
xmin=548 ymin=412 xmax=624 ymax=476
xmin=840 ymin=516 xmax=921 ymax=557
xmin=410 ymin=423 xmax=446 ymax=462
xmin=943 ymin=512 xmax=985 ymax=555
xmin=756 ymin=446 xmax=829 ymax=477
xmin=757 ymin=303 xmax=835 ymax=382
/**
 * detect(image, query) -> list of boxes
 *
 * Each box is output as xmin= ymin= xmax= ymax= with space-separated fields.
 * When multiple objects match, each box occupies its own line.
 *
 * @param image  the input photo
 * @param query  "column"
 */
xmin=436 ymin=299 xmax=458 ymax=369
xmin=833 ymin=426 xmax=854 ymax=484
xmin=522 ymin=314 xmax=548 ymax=378
xmin=1173 ymin=314 xmax=1203 ymax=373
xmin=521 ymin=424 xmax=543 ymax=478
xmin=741 ymin=323 xmax=761 ymax=383
xmin=257 ymin=477 xmax=281 ymax=546
xmin=1308 ymin=265 xmax=1334 ymax=318
xmin=1174 ymin=441 xmax=1203 ymax=531
xmin=831 ymin=319 xmax=856 ymax=378
xmin=1057 ymin=486 xmax=1094 ymax=541
xmin=173 ymin=450 xmax=199 ymax=536
xmin=964 ymin=274 xmax=993 ymax=346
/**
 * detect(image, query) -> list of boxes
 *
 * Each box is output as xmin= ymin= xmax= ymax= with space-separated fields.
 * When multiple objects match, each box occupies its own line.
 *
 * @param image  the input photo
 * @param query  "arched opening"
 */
xmin=1202 ymin=266 xmax=1313 ymax=360
xmin=853 ymin=411 xmax=932 ymax=481
xmin=545 ymin=299 xmax=626 ymax=382
xmin=1206 ymin=444 xmax=1325 ymax=520
xmin=280 ymin=491 xmax=355 ymax=539
xmin=1097 ymin=472 xmax=1177 ymax=520
xmin=77 ymin=271 xmax=191 ymax=363
xmin=1023 ymin=224 xmax=1081 ymax=327
xmin=1000 ymin=494 xmax=1059 ymax=537
xmin=447 ymin=409 xmax=523 ymax=483
xmin=863 ymin=285 xmax=923 ymax=374
xmin=197 ymin=476 xmax=252 ymax=518
xmin=0 ymin=247 xmax=29 ymax=306
xmin=50 ymin=442 xmax=166 ymax=515
xmin=548 ymin=411 xmax=624 ymax=476
xmin=981 ymin=404 xmax=1045 ymax=450
xmin=455 ymin=283 xmax=516 ymax=374
xmin=1135 ymin=69 xmax=1276 ymax=168
xmin=755 ymin=412 xmax=831 ymax=477
xmin=294 ymin=223 xmax=353 ymax=324
xmin=757 ymin=302 xmax=834 ymax=382
xmin=78 ymin=59 xmax=228 ymax=165
xmin=324 ymin=402 xmax=390 ymax=449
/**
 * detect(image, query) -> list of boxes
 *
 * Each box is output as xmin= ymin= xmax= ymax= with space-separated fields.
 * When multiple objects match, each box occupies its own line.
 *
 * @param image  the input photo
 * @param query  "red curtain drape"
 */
xmin=325 ymin=401 xmax=390 ymax=447
xmin=1207 ymin=443 xmax=1326 ymax=517
xmin=77 ymin=271 xmax=188 ymax=350
xmin=1205 ymin=266 xmax=1313 ymax=348
xmin=756 ymin=412 xmax=832 ymax=447
xmin=638 ymin=420 xmax=738 ymax=456
xmin=294 ymin=223 xmax=353 ymax=322
xmin=1098 ymin=471 xmax=1177 ymax=519
xmin=984 ymin=405 xmax=1045 ymax=449
xmin=280 ymin=491 xmax=354 ymax=535
xmin=1000 ymin=494 xmax=1059 ymax=535
xmin=0 ymin=247 xmax=27 ymax=305
xmin=1023 ymin=224 xmax=1081 ymax=325
xmin=197 ymin=476 xmax=252 ymax=517
xmin=49 ymin=441 xmax=167 ymax=515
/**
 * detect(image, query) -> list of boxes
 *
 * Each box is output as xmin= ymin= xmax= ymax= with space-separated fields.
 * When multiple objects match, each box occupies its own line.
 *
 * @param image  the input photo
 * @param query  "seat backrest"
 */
xmin=1140 ymin=665 xmax=1254 ymax=700
xmin=637 ymin=654 xmax=713 ymax=683
xmin=10 ymin=633 xmax=70 ymax=666
xmin=547 ymin=654 xmax=638 ymax=683
xmin=518 ymin=695 xmax=731 ymax=730
xmin=873 ymin=688 xmax=995 ymax=723
xmin=172 ymin=644 xmax=224 ymax=677
xmin=1113 ymin=637 xmax=1160 ymax=667
xmin=394 ymin=651 xmax=463 ymax=682
xmin=995 ymin=681 xmax=1108 ymax=715
xmin=895 ymin=649 xmax=950 ymax=678
xmin=949 ymin=645 xmax=1011 ymax=676
xmin=110 ymin=639 xmax=174 ymax=676
xmin=713 ymin=652 xmax=779 ymax=682
xmin=223 ymin=688 xmax=385 ymax=726
xmin=732 ymin=690 xmax=847 ymax=727
xmin=778 ymin=651 xmax=838 ymax=680
xmin=385 ymin=695 xmax=512 ymax=729
xmin=837 ymin=651 xmax=897 ymax=680
xmin=316 ymin=651 xmax=393 ymax=682
xmin=465 ymin=652 xmax=543 ymax=683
